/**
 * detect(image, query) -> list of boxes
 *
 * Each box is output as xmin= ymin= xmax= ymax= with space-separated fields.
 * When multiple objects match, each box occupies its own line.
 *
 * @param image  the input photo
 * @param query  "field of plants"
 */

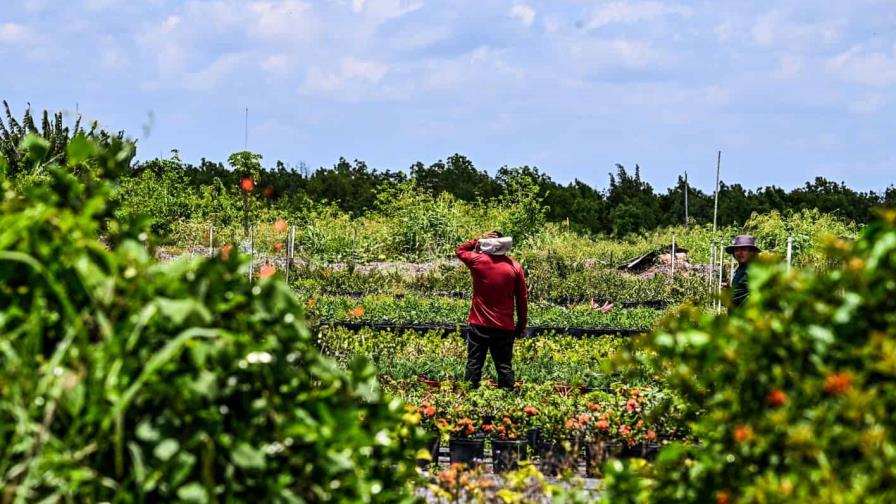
xmin=2 ymin=126 xmax=895 ymax=503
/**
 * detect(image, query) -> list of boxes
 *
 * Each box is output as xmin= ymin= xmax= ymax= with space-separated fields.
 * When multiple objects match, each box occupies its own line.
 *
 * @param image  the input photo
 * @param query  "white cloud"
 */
xmin=714 ymin=23 xmax=733 ymax=43
xmin=260 ymin=53 xmax=290 ymax=74
xmin=828 ymin=45 xmax=896 ymax=87
xmin=85 ymin=0 xmax=120 ymax=11
xmin=848 ymin=93 xmax=885 ymax=114
xmin=776 ymin=53 xmax=802 ymax=79
xmin=510 ymin=4 xmax=536 ymax=28
xmin=248 ymin=1 xmax=314 ymax=41
xmin=568 ymin=38 xmax=661 ymax=69
xmin=184 ymin=52 xmax=247 ymax=91
xmin=751 ymin=10 xmax=842 ymax=49
xmin=0 ymin=22 xmax=29 ymax=44
xmin=587 ymin=1 xmax=692 ymax=29
xmin=303 ymin=57 xmax=389 ymax=96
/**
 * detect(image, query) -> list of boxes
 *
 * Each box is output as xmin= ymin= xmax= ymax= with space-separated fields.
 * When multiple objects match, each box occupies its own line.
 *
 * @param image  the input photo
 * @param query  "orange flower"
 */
xmin=646 ymin=430 xmax=657 ymax=441
xmin=523 ymin=406 xmax=538 ymax=416
xmin=274 ymin=218 xmax=288 ymax=233
xmin=586 ymin=402 xmax=602 ymax=411
xmin=625 ymin=398 xmax=639 ymax=412
xmin=716 ymin=491 xmax=731 ymax=504
xmin=239 ymin=177 xmax=254 ymax=192
xmin=220 ymin=243 xmax=233 ymax=261
xmin=306 ymin=298 xmax=317 ymax=309
xmin=824 ymin=372 xmax=852 ymax=396
xmin=767 ymin=389 xmax=787 ymax=407
xmin=482 ymin=424 xmax=493 ymax=432
xmin=734 ymin=425 xmax=753 ymax=444
xmin=273 ymin=242 xmax=284 ymax=253
xmin=349 ymin=306 xmax=365 ymax=318
xmin=595 ymin=419 xmax=610 ymax=431
xmin=259 ymin=264 xmax=276 ymax=279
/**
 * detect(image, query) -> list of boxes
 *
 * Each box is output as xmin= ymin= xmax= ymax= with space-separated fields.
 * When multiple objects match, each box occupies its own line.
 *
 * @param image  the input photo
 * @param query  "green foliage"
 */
xmin=0 ymin=137 xmax=422 ymax=502
xmin=316 ymin=327 xmax=640 ymax=387
xmin=603 ymin=211 xmax=896 ymax=503
xmin=0 ymin=100 xmax=125 ymax=180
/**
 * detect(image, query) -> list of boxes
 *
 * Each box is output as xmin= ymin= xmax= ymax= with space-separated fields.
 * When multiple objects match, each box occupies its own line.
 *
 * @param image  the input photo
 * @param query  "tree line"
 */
xmin=140 ymin=152 xmax=895 ymax=237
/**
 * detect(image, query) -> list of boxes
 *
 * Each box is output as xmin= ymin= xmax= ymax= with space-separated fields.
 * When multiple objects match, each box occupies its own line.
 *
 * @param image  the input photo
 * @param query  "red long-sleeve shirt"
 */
xmin=455 ymin=239 xmax=528 ymax=333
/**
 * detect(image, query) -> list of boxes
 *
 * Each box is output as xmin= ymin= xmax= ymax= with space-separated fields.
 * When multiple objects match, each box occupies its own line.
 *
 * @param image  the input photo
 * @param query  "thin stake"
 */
xmin=684 ymin=171 xmax=689 ymax=229
xmin=712 ymin=151 xmax=721 ymax=234
xmin=209 ymin=223 xmax=214 ymax=254
xmin=671 ymin=234 xmax=676 ymax=280
xmin=717 ymin=243 xmax=724 ymax=313
xmin=786 ymin=230 xmax=793 ymax=272
xmin=249 ymin=226 xmax=255 ymax=282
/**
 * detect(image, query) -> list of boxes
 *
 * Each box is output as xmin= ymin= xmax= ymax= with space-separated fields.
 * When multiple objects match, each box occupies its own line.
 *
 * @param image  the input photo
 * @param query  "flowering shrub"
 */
xmin=0 ymin=135 xmax=423 ymax=502
xmin=604 ymin=211 xmax=896 ymax=503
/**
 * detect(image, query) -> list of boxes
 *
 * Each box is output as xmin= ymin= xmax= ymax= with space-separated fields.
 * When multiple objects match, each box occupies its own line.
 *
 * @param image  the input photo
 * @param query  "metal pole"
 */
xmin=717 ymin=243 xmax=724 ymax=313
xmin=712 ymin=151 xmax=721 ymax=234
xmin=249 ymin=225 xmax=255 ymax=282
xmin=684 ymin=171 xmax=689 ymax=229
xmin=786 ymin=231 xmax=793 ymax=272
xmin=671 ymin=234 xmax=676 ymax=280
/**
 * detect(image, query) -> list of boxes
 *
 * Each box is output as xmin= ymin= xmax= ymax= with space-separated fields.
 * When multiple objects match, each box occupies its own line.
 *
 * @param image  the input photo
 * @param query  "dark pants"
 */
xmin=464 ymin=325 xmax=515 ymax=390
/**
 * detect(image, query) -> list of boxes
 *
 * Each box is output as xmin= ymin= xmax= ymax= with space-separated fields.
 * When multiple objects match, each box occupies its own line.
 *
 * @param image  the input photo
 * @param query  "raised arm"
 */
xmin=455 ymin=239 xmax=479 ymax=267
xmin=514 ymin=265 xmax=528 ymax=337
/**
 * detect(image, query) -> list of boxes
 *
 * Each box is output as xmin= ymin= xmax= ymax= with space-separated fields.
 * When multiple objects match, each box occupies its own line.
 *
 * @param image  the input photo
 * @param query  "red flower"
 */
xmin=646 ymin=430 xmax=657 ymax=441
xmin=482 ymin=424 xmax=493 ymax=432
xmin=523 ymin=406 xmax=538 ymax=416
xmin=619 ymin=424 xmax=632 ymax=437
xmin=220 ymin=243 xmax=233 ymax=261
xmin=716 ymin=491 xmax=730 ymax=504
xmin=625 ymin=398 xmax=639 ymax=412
xmin=239 ymin=177 xmax=254 ymax=192
xmin=273 ymin=218 xmax=288 ymax=233
xmin=823 ymin=372 xmax=852 ymax=396
xmin=767 ymin=389 xmax=787 ymax=407
xmin=734 ymin=425 xmax=753 ymax=444
xmin=595 ymin=419 xmax=610 ymax=431
xmin=420 ymin=403 xmax=436 ymax=417
xmin=259 ymin=264 xmax=276 ymax=279
xmin=586 ymin=402 xmax=602 ymax=411
xmin=497 ymin=425 xmax=506 ymax=434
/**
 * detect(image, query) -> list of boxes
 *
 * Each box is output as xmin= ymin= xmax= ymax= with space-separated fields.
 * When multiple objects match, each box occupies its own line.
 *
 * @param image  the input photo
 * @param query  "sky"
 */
xmin=1 ymin=0 xmax=894 ymax=193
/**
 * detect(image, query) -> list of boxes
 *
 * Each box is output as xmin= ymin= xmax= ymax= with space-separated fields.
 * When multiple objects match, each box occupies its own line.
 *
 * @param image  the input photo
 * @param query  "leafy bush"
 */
xmin=0 ymin=135 xmax=422 ymax=502
xmin=603 ymin=211 xmax=896 ymax=503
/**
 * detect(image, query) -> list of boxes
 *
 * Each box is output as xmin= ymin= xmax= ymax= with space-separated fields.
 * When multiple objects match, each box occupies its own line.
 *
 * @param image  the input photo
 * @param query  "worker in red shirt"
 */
xmin=455 ymin=231 xmax=528 ymax=390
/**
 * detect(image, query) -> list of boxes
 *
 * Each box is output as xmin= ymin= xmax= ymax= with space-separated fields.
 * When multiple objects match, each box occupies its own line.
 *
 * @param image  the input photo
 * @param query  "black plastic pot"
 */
xmin=492 ymin=439 xmax=529 ymax=472
xmin=416 ymin=436 xmax=441 ymax=470
xmin=526 ymin=428 xmax=542 ymax=450
xmin=449 ymin=437 xmax=485 ymax=467
xmin=538 ymin=438 xmax=579 ymax=476
xmin=584 ymin=439 xmax=609 ymax=477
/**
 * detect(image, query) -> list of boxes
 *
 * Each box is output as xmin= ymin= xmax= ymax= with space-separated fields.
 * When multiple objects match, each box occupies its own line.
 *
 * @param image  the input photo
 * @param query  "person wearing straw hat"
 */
xmin=725 ymin=235 xmax=761 ymax=309
xmin=455 ymin=231 xmax=528 ymax=390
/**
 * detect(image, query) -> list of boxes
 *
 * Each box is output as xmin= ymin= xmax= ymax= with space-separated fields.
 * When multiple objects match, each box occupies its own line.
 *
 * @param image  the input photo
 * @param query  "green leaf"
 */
xmin=154 ymin=297 xmax=213 ymax=326
xmin=19 ymin=133 xmax=50 ymax=162
xmin=177 ymin=483 xmax=209 ymax=504
xmin=153 ymin=438 xmax=180 ymax=462
xmin=136 ymin=420 xmax=161 ymax=442
xmin=67 ymin=134 xmax=95 ymax=166
xmin=232 ymin=442 xmax=266 ymax=470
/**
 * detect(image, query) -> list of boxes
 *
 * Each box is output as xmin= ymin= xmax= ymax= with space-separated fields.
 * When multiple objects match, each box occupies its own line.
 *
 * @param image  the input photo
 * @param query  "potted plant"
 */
xmin=490 ymin=411 xmax=529 ymax=472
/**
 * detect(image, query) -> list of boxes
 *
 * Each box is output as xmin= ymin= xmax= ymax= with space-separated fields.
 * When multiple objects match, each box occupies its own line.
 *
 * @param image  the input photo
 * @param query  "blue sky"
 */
xmin=1 ymin=0 xmax=894 ymax=193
